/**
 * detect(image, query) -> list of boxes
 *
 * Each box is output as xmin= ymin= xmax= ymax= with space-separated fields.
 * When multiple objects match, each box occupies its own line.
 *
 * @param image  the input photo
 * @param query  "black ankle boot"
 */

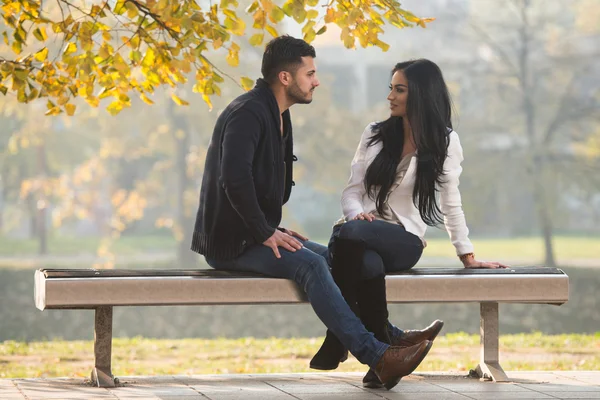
xmin=309 ymin=238 xmax=365 ymax=371
xmin=309 ymin=330 xmax=348 ymax=370
xmin=358 ymin=275 xmax=391 ymax=389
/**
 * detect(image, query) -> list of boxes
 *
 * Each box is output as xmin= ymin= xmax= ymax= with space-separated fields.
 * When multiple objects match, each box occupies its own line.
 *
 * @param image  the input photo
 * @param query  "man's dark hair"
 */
xmin=261 ymin=35 xmax=316 ymax=84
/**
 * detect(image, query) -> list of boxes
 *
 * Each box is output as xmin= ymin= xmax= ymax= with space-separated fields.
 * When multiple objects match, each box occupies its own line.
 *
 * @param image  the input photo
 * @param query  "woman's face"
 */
xmin=387 ymin=70 xmax=408 ymax=118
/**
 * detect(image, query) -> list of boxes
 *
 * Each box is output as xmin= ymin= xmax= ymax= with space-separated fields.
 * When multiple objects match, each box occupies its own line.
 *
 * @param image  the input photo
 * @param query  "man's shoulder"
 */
xmin=225 ymin=90 xmax=269 ymax=119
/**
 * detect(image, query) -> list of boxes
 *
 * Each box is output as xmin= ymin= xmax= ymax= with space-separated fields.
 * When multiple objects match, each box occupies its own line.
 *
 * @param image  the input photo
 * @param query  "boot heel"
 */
xmin=383 ymin=377 xmax=402 ymax=390
xmin=309 ymin=351 xmax=348 ymax=370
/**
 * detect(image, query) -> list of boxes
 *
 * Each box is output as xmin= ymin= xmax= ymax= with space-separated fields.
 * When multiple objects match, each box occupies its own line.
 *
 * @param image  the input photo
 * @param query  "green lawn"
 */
xmin=422 ymin=236 xmax=600 ymax=261
xmin=0 ymin=235 xmax=177 ymax=256
xmin=1 ymin=235 xmax=599 ymax=262
xmin=1 ymin=333 xmax=598 ymax=379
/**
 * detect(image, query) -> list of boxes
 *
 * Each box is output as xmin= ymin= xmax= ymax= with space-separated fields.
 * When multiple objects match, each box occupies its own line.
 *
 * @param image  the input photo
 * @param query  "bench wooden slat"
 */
xmin=35 ymin=267 xmax=569 ymax=310
xmin=39 ymin=266 xmax=565 ymax=278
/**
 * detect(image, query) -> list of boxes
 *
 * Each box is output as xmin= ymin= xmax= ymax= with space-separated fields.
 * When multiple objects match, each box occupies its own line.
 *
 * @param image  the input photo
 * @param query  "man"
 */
xmin=191 ymin=35 xmax=432 ymax=390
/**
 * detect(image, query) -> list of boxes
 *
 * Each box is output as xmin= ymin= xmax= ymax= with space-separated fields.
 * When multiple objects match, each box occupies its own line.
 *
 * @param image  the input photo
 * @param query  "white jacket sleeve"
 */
xmin=341 ymin=124 xmax=374 ymax=221
xmin=439 ymin=132 xmax=475 ymax=256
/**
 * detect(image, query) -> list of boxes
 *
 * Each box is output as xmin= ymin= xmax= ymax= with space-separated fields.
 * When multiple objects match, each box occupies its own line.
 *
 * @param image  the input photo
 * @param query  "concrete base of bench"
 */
xmin=34 ymin=267 xmax=569 ymax=387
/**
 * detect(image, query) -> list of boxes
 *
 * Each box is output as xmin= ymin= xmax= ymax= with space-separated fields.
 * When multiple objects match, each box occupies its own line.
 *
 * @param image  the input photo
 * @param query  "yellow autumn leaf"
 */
xmin=241 ymin=76 xmax=254 ymax=91
xmin=140 ymin=92 xmax=154 ymax=105
xmin=265 ymin=25 xmax=278 ymax=38
xmin=45 ymin=106 xmax=62 ymax=116
xmin=306 ymin=9 xmax=319 ymax=20
xmin=226 ymin=48 xmax=239 ymax=66
xmin=375 ymin=39 xmax=390 ymax=51
xmin=271 ymin=7 xmax=285 ymax=22
xmin=33 ymin=27 xmax=47 ymax=41
xmin=34 ymin=47 xmax=48 ymax=62
xmin=64 ymin=42 xmax=77 ymax=55
xmin=171 ymin=93 xmax=189 ymax=106
xmin=202 ymin=93 xmax=213 ymax=109
xmin=249 ymin=33 xmax=264 ymax=46
xmin=65 ymin=103 xmax=76 ymax=116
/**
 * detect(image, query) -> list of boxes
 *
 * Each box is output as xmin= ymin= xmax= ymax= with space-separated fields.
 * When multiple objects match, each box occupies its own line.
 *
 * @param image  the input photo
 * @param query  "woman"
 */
xmin=310 ymin=59 xmax=508 ymax=388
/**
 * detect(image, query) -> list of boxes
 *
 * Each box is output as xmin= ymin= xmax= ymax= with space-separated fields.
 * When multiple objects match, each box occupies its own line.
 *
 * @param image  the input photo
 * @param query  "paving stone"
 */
xmin=432 ymin=381 xmax=537 ymax=393
xmin=205 ymin=395 xmax=297 ymax=400
xmin=461 ymin=391 xmax=555 ymax=399
xmin=189 ymin=380 xmax=285 ymax=395
xmin=1 ymin=372 xmax=600 ymax=399
xmin=296 ymin=393 xmax=385 ymax=400
xmin=518 ymin=383 xmax=600 ymax=392
xmin=541 ymin=393 xmax=600 ymax=399
xmin=382 ymin=393 xmax=472 ymax=400
xmin=267 ymin=382 xmax=365 ymax=394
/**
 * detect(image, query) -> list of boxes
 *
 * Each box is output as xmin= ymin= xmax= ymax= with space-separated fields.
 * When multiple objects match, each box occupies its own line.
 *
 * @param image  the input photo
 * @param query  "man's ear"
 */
xmin=278 ymin=70 xmax=291 ymax=87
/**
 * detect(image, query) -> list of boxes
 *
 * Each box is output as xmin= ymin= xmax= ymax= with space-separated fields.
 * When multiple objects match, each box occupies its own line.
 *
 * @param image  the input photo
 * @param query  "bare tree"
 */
xmin=460 ymin=0 xmax=600 ymax=266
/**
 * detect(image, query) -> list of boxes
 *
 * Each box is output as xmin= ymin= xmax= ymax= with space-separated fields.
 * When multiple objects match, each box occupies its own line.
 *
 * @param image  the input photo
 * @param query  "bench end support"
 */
xmin=90 ymin=306 xmax=116 ymax=388
xmin=91 ymin=367 xmax=116 ymax=388
xmin=475 ymin=361 xmax=509 ymax=383
xmin=475 ymin=302 xmax=509 ymax=382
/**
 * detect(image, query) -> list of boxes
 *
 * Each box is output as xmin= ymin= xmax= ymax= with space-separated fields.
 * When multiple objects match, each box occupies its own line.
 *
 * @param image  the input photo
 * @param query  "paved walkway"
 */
xmin=1 ymin=371 xmax=599 ymax=400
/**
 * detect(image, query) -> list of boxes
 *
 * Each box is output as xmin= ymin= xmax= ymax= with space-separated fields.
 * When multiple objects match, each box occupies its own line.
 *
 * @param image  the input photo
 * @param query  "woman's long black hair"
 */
xmin=364 ymin=59 xmax=452 ymax=226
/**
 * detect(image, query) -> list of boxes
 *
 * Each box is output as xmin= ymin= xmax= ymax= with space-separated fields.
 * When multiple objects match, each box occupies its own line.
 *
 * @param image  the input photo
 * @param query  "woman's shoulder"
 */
xmin=447 ymin=128 xmax=462 ymax=146
xmin=364 ymin=121 xmax=379 ymax=133
xmin=358 ymin=121 xmax=380 ymax=141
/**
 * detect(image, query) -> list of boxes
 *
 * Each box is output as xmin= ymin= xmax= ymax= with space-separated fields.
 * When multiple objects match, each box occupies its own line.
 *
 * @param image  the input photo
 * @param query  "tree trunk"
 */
xmin=518 ymin=0 xmax=555 ymax=267
xmin=531 ymin=166 xmax=556 ymax=267
xmin=36 ymin=144 xmax=48 ymax=255
xmin=170 ymin=104 xmax=197 ymax=268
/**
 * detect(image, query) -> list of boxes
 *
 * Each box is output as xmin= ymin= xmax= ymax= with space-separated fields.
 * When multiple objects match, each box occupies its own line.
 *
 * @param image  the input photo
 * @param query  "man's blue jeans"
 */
xmin=206 ymin=240 xmax=388 ymax=368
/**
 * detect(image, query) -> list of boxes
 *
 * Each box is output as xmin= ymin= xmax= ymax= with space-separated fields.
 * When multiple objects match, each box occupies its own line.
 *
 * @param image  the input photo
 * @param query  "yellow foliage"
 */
xmin=0 ymin=0 xmax=430 ymax=115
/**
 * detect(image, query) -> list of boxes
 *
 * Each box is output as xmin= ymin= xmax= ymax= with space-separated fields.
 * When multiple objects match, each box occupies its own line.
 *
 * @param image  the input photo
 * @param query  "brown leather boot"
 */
xmin=374 ymin=340 xmax=433 ymax=390
xmin=393 ymin=320 xmax=444 ymax=347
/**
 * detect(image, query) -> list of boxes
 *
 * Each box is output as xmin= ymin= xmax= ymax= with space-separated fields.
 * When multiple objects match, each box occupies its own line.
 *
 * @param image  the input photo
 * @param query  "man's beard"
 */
xmin=287 ymin=81 xmax=313 ymax=104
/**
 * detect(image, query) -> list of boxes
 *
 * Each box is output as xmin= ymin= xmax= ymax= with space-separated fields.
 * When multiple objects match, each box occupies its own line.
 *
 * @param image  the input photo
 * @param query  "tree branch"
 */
xmin=542 ymin=64 xmax=595 ymax=145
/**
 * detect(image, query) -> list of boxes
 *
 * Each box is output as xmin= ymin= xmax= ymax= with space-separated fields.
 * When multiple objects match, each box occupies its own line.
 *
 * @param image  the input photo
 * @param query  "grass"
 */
xmin=1 ymin=333 xmax=598 ymax=379
xmin=421 ymin=236 xmax=600 ymax=261
xmin=0 ymin=235 xmax=177 ymax=256
xmin=1 ymin=235 xmax=600 ymax=262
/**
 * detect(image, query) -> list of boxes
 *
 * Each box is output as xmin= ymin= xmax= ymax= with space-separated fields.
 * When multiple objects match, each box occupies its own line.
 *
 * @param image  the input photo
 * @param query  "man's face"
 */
xmin=286 ymin=56 xmax=320 ymax=105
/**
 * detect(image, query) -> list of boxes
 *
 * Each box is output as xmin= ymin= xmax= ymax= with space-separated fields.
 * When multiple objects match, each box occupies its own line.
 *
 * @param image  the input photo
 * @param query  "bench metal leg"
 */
xmin=475 ymin=302 xmax=509 ymax=382
xmin=90 ymin=306 xmax=116 ymax=388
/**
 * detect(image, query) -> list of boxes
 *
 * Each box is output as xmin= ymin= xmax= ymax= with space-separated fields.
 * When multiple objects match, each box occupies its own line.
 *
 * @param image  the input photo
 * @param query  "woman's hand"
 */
xmin=353 ymin=212 xmax=376 ymax=222
xmin=462 ymin=254 xmax=509 ymax=269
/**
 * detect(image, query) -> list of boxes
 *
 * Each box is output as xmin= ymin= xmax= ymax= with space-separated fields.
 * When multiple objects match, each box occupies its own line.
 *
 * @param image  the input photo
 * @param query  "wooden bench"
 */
xmin=34 ymin=266 xmax=569 ymax=387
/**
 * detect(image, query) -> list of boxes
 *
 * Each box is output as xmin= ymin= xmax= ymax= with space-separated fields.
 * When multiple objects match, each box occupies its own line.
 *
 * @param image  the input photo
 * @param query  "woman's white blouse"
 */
xmin=341 ymin=123 xmax=475 ymax=256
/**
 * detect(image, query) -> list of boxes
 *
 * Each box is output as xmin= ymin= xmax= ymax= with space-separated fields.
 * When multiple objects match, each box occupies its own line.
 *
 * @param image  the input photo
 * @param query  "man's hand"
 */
xmin=280 ymin=228 xmax=309 ymax=241
xmin=263 ymin=230 xmax=304 ymax=259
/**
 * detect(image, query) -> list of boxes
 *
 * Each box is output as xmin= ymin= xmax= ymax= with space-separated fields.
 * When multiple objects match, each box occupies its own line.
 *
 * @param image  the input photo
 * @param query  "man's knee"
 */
xmin=294 ymin=256 xmax=331 ymax=288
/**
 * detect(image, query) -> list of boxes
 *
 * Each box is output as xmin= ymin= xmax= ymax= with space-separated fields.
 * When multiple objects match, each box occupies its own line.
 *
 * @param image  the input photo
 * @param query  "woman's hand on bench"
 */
xmin=461 ymin=254 xmax=509 ymax=269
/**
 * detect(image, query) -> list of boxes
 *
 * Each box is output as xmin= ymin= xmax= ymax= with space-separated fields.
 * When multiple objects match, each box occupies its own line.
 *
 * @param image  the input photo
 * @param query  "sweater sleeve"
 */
xmin=439 ymin=131 xmax=474 ymax=256
xmin=221 ymin=109 xmax=275 ymax=243
xmin=341 ymin=123 xmax=373 ymax=220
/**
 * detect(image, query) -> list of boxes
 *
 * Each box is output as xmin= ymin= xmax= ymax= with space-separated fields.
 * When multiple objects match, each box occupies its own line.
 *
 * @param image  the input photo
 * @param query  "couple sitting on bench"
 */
xmin=190 ymin=35 xmax=507 ymax=391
